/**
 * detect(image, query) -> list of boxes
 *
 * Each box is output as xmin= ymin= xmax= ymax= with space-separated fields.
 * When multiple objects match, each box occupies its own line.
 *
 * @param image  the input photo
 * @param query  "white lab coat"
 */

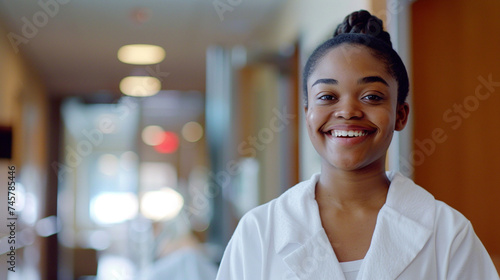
xmin=141 ymin=247 xmax=218 ymax=280
xmin=216 ymin=172 xmax=499 ymax=279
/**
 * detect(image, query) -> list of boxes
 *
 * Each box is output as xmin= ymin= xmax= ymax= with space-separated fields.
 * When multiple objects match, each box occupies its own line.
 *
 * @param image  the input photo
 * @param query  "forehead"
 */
xmin=308 ymin=44 xmax=394 ymax=86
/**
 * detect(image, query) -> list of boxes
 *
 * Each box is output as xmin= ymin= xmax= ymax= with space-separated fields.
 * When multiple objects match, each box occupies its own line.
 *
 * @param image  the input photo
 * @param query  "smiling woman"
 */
xmin=305 ymin=43 xmax=406 ymax=173
xmin=215 ymin=10 xmax=499 ymax=280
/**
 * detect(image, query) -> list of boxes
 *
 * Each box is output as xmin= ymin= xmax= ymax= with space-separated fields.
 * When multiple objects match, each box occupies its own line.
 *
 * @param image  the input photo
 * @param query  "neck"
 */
xmin=316 ymin=161 xmax=390 ymax=210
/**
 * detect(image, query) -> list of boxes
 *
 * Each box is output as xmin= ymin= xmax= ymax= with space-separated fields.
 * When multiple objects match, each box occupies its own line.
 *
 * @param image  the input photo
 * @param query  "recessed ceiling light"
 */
xmin=119 ymin=76 xmax=161 ymax=97
xmin=117 ymin=44 xmax=165 ymax=65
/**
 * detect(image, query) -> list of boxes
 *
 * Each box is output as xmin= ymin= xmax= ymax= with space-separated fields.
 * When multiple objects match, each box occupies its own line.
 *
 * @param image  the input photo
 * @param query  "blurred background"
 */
xmin=0 ymin=0 xmax=499 ymax=279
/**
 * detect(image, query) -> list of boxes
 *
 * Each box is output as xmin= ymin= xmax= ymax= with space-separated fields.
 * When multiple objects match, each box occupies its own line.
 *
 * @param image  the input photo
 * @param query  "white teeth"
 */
xmin=332 ymin=130 xmax=368 ymax=137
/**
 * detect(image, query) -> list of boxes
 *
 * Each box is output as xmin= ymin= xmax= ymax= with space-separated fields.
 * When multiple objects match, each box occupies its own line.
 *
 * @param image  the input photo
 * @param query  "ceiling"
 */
xmin=0 ymin=0 xmax=288 ymax=97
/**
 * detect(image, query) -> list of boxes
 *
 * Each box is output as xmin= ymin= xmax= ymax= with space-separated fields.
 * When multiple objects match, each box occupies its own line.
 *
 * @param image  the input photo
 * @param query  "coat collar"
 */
xmin=273 ymin=172 xmax=436 ymax=279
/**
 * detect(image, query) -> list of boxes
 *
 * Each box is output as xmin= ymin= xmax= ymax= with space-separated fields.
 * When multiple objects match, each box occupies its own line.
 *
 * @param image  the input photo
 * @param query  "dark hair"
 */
xmin=302 ymin=10 xmax=409 ymax=106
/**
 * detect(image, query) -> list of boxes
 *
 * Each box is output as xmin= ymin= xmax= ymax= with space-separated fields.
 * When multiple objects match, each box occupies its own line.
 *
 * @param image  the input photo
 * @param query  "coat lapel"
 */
xmin=273 ymin=174 xmax=346 ymax=279
xmin=359 ymin=206 xmax=432 ymax=279
xmin=358 ymin=172 xmax=436 ymax=279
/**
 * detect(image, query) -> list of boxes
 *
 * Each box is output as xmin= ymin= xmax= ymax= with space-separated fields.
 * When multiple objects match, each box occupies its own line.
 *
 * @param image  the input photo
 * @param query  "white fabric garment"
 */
xmin=340 ymin=259 xmax=363 ymax=280
xmin=141 ymin=248 xmax=218 ymax=280
xmin=216 ymin=172 xmax=499 ymax=280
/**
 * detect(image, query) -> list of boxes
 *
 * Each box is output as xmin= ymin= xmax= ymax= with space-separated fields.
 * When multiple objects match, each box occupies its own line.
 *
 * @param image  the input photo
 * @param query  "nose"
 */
xmin=334 ymin=98 xmax=363 ymax=119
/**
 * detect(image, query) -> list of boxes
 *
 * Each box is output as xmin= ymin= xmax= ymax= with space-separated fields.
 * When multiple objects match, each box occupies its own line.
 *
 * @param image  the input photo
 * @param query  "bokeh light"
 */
xmin=97 ymin=255 xmax=137 ymax=280
xmin=141 ymin=125 xmax=165 ymax=146
xmin=117 ymin=44 xmax=165 ymax=65
xmin=140 ymin=187 xmax=184 ymax=221
xmin=181 ymin=121 xmax=204 ymax=143
xmin=119 ymin=76 xmax=161 ymax=97
xmin=98 ymin=154 xmax=119 ymax=176
xmin=120 ymin=151 xmax=138 ymax=171
xmin=90 ymin=192 xmax=138 ymax=225
xmin=154 ymin=131 xmax=179 ymax=153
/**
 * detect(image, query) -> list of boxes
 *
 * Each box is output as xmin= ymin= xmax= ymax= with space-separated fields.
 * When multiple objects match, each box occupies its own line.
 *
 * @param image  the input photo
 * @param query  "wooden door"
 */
xmin=412 ymin=0 xmax=500 ymax=267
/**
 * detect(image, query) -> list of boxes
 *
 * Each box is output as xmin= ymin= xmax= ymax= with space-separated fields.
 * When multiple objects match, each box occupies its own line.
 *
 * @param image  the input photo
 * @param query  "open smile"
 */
xmin=330 ymin=130 xmax=370 ymax=138
xmin=322 ymin=126 xmax=376 ymax=146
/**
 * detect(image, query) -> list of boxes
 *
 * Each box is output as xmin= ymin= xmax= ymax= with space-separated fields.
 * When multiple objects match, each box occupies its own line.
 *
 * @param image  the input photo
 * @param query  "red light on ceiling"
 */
xmin=154 ymin=132 xmax=179 ymax=154
xmin=130 ymin=7 xmax=151 ymax=25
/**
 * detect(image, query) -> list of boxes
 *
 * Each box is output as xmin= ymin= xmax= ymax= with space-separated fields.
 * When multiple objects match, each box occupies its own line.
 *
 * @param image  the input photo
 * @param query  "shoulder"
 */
xmin=216 ymin=177 xmax=320 ymax=280
xmin=431 ymin=201 xmax=499 ymax=278
xmin=432 ymin=200 xmax=476 ymax=250
xmin=237 ymin=173 xmax=319 ymax=229
xmin=434 ymin=200 xmax=470 ymax=229
xmin=386 ymin=172 xmax=471 ymax=231
xmin=232 ymin=173 xmax=322 ymax=251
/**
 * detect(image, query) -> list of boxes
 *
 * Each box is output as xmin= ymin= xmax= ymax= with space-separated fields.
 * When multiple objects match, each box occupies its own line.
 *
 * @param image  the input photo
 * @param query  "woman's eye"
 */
xmin=319 ymin=95 xmax=335 ymax=101
xmin=362 ymin=94 xmax=383 ymax=102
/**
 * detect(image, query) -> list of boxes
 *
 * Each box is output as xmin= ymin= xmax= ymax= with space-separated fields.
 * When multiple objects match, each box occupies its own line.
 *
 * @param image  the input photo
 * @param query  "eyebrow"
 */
xmin=311 ymin=78 xmax=338 ymax=87
xmin=311 ymin=76 xmax=389 ymax=88
xmin=358 ymin=76 xmax=389 ymax=86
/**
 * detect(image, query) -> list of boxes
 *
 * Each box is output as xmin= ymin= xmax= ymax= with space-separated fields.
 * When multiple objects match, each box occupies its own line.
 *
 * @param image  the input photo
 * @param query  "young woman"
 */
xmin=216 ymin=10 xmax=499 ymax=280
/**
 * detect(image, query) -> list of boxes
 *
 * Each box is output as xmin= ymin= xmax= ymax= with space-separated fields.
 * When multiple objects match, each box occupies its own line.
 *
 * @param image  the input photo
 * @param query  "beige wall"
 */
xmin=257 ymin=0 xmax=370 ymax=54
xmin=0 ymin=22 xmax=49 ymax=279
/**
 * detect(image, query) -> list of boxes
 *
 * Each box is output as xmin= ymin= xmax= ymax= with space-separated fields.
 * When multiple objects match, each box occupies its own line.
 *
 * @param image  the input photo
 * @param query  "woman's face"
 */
xmin=305 ymin=44 xmax=409 ymax=172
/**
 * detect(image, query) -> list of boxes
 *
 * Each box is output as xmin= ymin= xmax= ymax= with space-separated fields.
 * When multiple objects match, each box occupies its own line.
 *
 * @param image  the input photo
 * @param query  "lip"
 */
xmin=325 ymin=124 xmax=376 ymax=132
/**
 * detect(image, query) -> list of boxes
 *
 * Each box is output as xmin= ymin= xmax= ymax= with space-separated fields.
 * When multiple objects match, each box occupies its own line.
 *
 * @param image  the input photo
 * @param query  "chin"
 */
xmin=325 ymin=154 xmax=385 ymax=172
xmin=326 ymin=158 xmax=367 ymax=172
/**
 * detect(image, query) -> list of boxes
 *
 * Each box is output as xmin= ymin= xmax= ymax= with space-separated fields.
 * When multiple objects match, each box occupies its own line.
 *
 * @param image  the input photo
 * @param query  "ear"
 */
xmin=395 ymin=102 xmax=410 ymax=131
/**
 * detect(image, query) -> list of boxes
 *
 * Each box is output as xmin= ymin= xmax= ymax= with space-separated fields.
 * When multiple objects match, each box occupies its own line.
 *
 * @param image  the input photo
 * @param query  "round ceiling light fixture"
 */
xmin=117 ymin=44 xmax=165 ymax=65
xmin=119 ymin=76 xmax=161 ymax=97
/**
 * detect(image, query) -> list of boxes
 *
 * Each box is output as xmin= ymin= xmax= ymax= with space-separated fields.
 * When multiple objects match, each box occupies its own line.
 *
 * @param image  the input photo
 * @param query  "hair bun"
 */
xmin=333 ymin=10 xmax=392 ymax=47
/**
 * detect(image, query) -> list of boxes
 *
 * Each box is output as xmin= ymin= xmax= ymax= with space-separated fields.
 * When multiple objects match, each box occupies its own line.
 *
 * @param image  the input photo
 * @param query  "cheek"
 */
xmin=305 ymin=107 xmax=324 ymax=131
xmin=305 ymin=108 xmax=325 ymax=142
xmin=305 ymin=111 xmax=316 ymax=136
xmin=376 ymin=108 xmax=397 ymax=136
